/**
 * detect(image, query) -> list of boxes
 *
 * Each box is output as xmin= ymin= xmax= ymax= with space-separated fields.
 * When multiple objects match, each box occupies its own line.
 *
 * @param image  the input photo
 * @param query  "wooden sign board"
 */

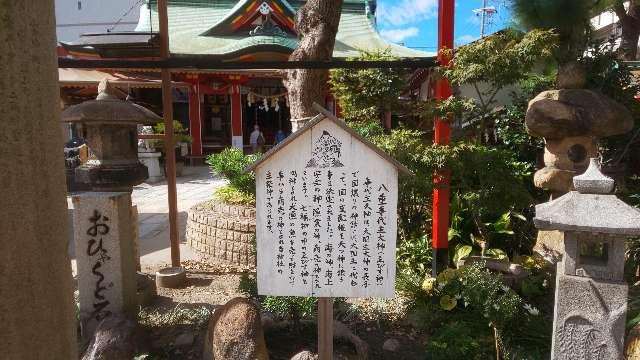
xmin=249 ymin=110 xmax=409 ymax=298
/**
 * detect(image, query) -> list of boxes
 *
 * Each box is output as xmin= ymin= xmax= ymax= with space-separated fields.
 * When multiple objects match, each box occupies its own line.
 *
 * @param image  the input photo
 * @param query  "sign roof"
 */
xmin=246 ymin=103 xmax=412 ymax=175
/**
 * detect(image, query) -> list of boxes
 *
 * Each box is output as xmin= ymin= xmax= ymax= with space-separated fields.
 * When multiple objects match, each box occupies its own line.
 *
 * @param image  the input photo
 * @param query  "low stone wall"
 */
xmin=186 ymin=201 xmax=257 ymax=269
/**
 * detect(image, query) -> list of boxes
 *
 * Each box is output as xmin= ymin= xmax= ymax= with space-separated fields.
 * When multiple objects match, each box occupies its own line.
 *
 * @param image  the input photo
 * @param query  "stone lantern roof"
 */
xmin=61 ymin=79 xmax=162 ymax=191
xmin=534 ymin=158 xmax=640 ymax=236
xmin=62 ymin=79 xmax=161 ymax=125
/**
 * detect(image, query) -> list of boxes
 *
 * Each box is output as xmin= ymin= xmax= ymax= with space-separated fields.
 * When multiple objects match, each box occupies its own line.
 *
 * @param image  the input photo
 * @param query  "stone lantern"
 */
xmin=62 ymin=79 xmax=161 ymax=191
xmin=62 ymin=79 xmax=162 ymax=338
xmin=526 ymin=86 xmax=635 ymax=261
xmin=535 ymin=159 xmax=640 ymax=360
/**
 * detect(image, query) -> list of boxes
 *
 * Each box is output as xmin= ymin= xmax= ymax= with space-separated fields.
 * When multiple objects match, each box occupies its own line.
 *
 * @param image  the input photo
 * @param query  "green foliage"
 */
xmin=214 ymin=185 xmax=255 ymax=206
xmin=342 ymin=296 xmax=410 ymax=329
xmin=237 ymin=273 xmax=317 ymax=332
xmin=425 ymin=319 xmax=493 ymax=360
xmin=329 ymin=50 xmax=408 ymax=122
xmin=153 ymin=120 xmax=192 ymax=145
xmin=346 ymin=119 xmax=386 ymax=139
xmin=434 ymin=96 xmax=479 ymax=121
xmin=206 ymin=148 xmax=259 ymax=196
xmin=448 ymin=143 xmax=532 ymax=218
xmin=583 ymin=48 xmax=640 ymax=168
xmin=445 ymin=144 xmax=535 ymax=259
xmin=401 ymin=264 xmax=552 ymax=359
xmin=261 ymin=296 xmax=317 ymax=323
xmin=438 ymin=29 xmax=556 ymax=138
xmin=351 ymin=123 xmax=535 ymax=266
xmin=511 ymin=0 xmax=599 ymax=61
xmin=443 ymin=29 xmax=557 ymax=90
xmin=625 ymin=176 xmax=640 ymax=208
xmin=238 ymin=272 xmax=259 ymax=299
xmin=367 ymin=128 xmax=438 ymax=241
xmin=397 ymin=234 xmax=433 ymax=280
xmin=494 ymin=73 xmax=552 ymax=166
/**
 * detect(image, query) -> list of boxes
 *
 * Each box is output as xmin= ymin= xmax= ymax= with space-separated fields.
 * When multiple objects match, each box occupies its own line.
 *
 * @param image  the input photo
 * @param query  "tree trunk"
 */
xmin=284 ymin=0 xmax=344 ymax=131
xmin=614 ymin=2 xmax=640 ymax=60
xmin=0 ymin=0 xmax=77 ymax=358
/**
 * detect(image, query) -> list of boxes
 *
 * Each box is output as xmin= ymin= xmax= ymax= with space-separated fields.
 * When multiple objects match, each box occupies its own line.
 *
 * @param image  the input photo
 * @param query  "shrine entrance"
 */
xmin=202 ymin=94 xmax=231 ymax=151
xmin=243 ymin=78 xmax=291 ymax=149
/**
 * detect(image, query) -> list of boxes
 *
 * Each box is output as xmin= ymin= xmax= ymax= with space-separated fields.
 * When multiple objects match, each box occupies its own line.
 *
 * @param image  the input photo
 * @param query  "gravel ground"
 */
xmin=137 ymin=259 xmax=427 ymax=360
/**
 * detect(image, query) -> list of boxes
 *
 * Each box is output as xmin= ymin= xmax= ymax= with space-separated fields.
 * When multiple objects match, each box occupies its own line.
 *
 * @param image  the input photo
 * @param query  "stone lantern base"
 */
xmin=551 ymin=274 xmax=627 ymax=359
xmin=138 ymin=151 xmax=163 ymax=183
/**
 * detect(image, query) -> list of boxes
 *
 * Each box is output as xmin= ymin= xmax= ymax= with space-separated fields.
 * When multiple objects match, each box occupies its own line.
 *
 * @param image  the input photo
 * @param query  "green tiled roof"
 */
xmin=138 ymin=0 xmax=433 ymax=58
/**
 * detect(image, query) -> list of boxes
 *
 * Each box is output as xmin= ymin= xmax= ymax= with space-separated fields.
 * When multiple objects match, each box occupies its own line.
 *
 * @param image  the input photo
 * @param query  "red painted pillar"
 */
xmin=432 ymin=0 xmax=454 ymax=276
xmin=188 ymin=79 xmax=203 ymax=156
xmin=230 ymin=84 xmax=243 ymax=150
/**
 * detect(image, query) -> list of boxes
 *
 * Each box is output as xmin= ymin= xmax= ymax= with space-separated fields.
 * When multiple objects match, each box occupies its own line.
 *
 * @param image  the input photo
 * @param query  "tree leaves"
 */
xmin=329 ymin=50 xmax=408 ymax=122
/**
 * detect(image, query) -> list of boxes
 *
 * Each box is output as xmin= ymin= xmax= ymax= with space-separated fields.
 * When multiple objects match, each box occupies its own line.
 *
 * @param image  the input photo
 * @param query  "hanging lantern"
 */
xmin=263 ymin=97 xmax=269 ymax=112
xmin=247 ymin=92 xmax=254 ymax=107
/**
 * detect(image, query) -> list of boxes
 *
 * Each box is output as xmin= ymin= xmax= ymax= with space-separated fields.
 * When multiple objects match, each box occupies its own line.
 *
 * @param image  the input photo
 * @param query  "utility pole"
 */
xmin=474 ymin=0 xmax=497 ymax=38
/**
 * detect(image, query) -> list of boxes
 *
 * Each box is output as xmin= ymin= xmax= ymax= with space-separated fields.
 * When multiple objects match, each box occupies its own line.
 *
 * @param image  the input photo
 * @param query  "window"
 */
xmin=78 ymin=1 xmax=82 ymax=10
xmin=579 ymin=241 xmax=609 ymax=267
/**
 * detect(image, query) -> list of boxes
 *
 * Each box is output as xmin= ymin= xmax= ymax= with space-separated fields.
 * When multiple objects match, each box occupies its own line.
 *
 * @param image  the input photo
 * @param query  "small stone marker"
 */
xmin=248 ymin=106 xmax=409 ymax=298
xmin=535 ymin=159 xmax=640 ymax=360
xmin=73 ymin=192 xmax=138 ymax=336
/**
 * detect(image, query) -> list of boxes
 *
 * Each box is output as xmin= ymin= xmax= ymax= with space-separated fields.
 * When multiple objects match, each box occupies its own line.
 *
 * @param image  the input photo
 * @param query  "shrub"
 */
xmin=369 ymin=128 xmax=441 ymax=241
xmin=214 ymin=185 xmax=255 ymax=206
xmin=397 ymin=234 xmax=432 ymax=280
xmin=152 ymin=120 xmax=192 ymax=145
xmin=206 ymin=148 xmax=259 ymax=196
xmin=400 ymin=264 xmax=552 ymax=359
xmin=261 ymin=296 xmax=317 ymax=329
xmin=357 ymin=124 xmax=536 ymax=263
xmin=238 ymin=273 xmax=317 ymax=333
xmin=330 ymin=50 xmax=408 ymax=122
xmin=342 ymin=296 xmax=410 ymax=329
xmin=426 ymin=319 xmax=492 ymax=360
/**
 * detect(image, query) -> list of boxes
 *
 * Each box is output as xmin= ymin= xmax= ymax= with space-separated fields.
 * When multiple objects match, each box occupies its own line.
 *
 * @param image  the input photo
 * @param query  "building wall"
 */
xmin=590 ymin=1 xmax=634 ymax=57
xmin=55 ymin=0 xmax=142 ymax=42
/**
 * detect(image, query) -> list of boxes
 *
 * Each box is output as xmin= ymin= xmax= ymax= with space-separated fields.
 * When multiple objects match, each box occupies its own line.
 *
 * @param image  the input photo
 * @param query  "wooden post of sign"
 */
xmin=318 ymin=297 xmax=334 ymax=360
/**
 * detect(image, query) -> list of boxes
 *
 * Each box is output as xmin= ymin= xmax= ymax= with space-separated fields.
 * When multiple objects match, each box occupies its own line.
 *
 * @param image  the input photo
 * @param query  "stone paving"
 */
xmin=69 ymin=166 xmax=226 ymax=273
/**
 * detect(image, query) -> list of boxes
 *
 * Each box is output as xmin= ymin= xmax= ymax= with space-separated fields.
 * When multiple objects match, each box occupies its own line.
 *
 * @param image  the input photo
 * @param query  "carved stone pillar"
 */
xmin=0 ymin=1 xmax=76 ymax=357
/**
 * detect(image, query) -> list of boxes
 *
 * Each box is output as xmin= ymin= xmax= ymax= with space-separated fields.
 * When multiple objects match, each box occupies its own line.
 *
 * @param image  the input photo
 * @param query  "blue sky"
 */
xmin=376 ymin=0 xmax=513 ymax=52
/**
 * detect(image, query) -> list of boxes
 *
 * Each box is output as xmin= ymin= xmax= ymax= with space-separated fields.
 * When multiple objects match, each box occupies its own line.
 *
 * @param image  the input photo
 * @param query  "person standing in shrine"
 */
xmin=250 ymin=124 xmax=265 ymax=153
xmin=274 ymin=128 xmax=286 ymax=145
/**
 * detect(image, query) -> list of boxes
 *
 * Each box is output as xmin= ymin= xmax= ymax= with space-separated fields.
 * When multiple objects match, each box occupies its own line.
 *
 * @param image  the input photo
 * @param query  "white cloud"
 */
xmin=377 ymin=0 xmax=438 ymax=27
xmin=466 ymin=14 xmax=481 ymax=26
xmin=380 ymin=27 xmax=420 ymax=43
xmin=455 ymin=34 xmax=479 ymax=46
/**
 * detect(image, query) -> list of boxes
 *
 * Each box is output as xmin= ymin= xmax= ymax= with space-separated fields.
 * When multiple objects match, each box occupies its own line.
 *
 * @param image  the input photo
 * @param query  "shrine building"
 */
xmin=59 ymin=0 xmax=432 ymax=156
